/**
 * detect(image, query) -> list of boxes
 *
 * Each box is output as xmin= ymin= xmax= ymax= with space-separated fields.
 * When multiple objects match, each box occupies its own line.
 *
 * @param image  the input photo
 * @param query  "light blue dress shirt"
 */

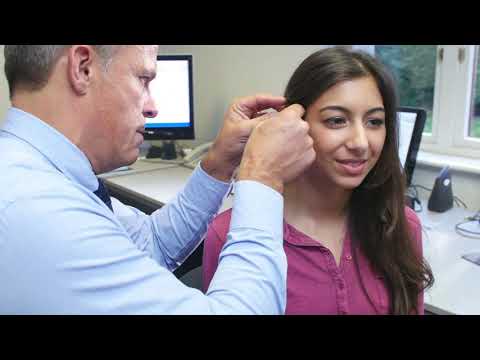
xmin=0 ymin=107 xmax=286 ymax=314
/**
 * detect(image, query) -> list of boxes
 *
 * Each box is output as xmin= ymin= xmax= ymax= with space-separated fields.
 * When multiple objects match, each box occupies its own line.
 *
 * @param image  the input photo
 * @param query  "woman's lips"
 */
xmin=336 ymin=159 xmax=367 ymax=176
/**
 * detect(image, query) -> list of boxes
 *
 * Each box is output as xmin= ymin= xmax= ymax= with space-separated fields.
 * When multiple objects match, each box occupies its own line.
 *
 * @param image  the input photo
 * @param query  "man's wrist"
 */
xmin=237 ymin=166 xmax=284 ymax=195
xmin=201 ymin=149 xmax=236 ymax=182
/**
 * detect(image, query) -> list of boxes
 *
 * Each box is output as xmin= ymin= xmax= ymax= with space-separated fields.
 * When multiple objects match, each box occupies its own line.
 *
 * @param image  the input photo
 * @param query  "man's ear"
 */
xmin=67 ymin=45 xmax=95 ymax=95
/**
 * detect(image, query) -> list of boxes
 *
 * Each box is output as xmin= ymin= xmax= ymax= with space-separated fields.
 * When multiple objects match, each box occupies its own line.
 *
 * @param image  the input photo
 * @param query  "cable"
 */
xmin=454 ymin=211 xmax=480 ymax=239
xmin=141 ymin=157 xmax=188 ymax=165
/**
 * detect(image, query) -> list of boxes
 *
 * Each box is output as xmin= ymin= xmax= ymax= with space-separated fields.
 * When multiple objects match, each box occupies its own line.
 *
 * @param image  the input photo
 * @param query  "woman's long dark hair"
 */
xmin=284 ymin=47 xmax=434 ymax=314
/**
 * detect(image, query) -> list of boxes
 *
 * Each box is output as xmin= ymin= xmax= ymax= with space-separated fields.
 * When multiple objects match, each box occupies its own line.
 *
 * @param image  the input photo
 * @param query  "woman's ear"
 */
xmin=67 ymin=45 xmax=95 ymax=95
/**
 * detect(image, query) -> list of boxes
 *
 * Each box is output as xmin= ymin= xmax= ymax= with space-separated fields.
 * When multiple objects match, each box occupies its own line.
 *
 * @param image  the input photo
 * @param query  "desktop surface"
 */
xmin=418 ymin=202 xmax=480 ymax=314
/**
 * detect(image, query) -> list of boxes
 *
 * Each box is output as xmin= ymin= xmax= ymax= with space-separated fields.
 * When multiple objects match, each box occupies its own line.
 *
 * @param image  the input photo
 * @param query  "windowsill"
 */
xmin=417 ymin=150 xmax=480 ymax=175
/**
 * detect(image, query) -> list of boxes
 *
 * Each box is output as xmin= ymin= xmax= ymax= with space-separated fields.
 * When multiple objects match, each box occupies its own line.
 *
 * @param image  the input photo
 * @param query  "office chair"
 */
xmin=179 ymin=266 xmax=203 ymax=291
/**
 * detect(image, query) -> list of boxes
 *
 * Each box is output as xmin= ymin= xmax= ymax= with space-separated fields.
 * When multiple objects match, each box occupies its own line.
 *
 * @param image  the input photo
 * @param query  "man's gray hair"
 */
xmin=3 ymin=45 xmax=122 ymax=97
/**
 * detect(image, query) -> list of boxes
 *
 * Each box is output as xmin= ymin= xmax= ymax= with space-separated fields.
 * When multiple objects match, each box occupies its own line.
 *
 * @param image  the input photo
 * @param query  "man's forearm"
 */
xmin=149 ymin=164 xmax=232 ymax=271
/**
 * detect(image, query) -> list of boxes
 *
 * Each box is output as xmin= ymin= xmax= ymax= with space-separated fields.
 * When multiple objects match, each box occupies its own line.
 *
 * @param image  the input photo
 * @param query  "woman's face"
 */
xmin=304 ymin=76 xmax=387 ymax=190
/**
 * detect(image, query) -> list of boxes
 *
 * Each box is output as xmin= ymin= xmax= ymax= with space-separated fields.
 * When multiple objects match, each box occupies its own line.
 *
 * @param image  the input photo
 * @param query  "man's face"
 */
xmin=90 ymin=45 xmax=158 ymax=172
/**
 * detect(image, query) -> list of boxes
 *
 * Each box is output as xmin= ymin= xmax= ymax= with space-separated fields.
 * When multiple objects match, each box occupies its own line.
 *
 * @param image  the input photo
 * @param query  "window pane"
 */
xmin=469 ymin=46 xmax=480 ymax=139
xmin=375 ymin=45 xmax=437 ymax=134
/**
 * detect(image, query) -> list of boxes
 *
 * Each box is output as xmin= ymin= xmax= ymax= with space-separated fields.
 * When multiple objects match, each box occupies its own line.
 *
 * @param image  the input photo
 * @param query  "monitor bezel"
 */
xmin=398 ymin=106 xmax=427 ymax=187
xmin=144 ymin=55 xmax=195 ymax=141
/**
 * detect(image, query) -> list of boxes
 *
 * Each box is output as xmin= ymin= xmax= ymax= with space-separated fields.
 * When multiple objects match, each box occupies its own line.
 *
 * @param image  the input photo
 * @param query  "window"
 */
xmin=375 ymin=46 xmax=437 ymax=134
xmin=469 ymin=46 xmax=480 ymax=139
xmin=368 ymin=45 xmax=480 ymax=159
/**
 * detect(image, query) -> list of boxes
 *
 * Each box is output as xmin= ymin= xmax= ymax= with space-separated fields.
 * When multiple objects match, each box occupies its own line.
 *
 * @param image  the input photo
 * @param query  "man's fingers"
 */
xmin=241 ymin=112 xmax=275 ymax=131
xmin=253 ymin=94 xmax=287 ymax=112
xmin=234 ymin=94 xmax=286 ymax=118
xmin=280 ymin=103 xmax=305 ymax=119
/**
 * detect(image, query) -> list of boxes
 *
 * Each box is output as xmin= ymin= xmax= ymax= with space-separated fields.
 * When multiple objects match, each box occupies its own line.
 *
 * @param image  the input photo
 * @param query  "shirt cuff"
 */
xmin=230 ymin=180 xmax=284 ymax=241
xmin=181 ymin=163 xmax=232 ymax=215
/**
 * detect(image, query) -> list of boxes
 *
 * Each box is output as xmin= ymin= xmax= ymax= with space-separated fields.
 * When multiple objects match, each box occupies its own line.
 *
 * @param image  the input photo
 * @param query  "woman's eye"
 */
xmin=367 ymin=118 xmax=385 ymax=127
xmin=325 ymin=117 xmax=347 ymax=127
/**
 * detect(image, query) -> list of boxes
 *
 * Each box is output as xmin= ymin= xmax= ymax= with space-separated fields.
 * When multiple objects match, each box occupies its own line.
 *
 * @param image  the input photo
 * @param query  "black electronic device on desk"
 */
xmin=428 ymin=166 xmax=454 ymax=213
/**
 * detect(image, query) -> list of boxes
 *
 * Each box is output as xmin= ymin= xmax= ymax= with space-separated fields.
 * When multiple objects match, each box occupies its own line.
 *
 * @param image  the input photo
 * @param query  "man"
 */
xmin=0 ymin=45 xmax=315 ymax=314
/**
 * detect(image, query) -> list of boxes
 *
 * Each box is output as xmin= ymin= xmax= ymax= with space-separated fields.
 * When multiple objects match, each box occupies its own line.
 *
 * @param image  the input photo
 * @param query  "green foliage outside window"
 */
xmin=376 ymin=45 xmax=480 ymax=138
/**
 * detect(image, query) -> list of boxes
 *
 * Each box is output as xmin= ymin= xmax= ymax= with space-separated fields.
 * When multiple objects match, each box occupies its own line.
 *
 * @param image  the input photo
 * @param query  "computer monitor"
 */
xmin=397 ymin=106 xmax=427 ymax=187
xmin=144 ymin=55 xmax=194 ymax=142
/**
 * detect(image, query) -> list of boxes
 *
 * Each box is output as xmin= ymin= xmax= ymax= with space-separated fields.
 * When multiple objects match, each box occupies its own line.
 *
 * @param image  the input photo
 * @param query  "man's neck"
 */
xmin=11 ymin=90 xmax=84 ymax=146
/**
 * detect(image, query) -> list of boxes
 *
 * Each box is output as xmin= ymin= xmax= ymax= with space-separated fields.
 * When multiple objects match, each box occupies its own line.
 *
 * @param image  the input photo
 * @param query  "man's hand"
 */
xmin=237 ymin=104 xmax=316 ymax=194
xmin=201 ymin=94 xmax=286 ymax=182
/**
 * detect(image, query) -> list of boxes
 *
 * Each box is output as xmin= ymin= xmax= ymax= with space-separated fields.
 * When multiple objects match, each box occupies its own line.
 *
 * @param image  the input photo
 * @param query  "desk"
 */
xmin=418 ymin=203 xmax=480 ymax=315
xmin=103 ymin=160 xmax=480 ymax=314
xmin=102 ymin=159 xmax=233 ymax=212
xmin=100 ymin=160 xmax=195 ymax=214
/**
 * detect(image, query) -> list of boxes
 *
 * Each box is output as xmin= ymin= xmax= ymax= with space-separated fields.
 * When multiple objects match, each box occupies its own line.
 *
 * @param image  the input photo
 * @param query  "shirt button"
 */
xmin=346 ymin=255 xmax=352 ymax=261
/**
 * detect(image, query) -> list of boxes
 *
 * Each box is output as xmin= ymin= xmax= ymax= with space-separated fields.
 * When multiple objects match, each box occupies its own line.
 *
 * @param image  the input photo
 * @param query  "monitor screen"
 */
xmin=397 ymin=107 xmax=426 ymax=187
xmin=144 ymin=55 xmax=194 ymax=140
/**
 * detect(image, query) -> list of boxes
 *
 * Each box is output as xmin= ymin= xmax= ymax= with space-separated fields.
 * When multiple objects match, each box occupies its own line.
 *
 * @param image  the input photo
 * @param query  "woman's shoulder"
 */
xmin=404 ymin=205 xmax=423 ymax=252
xmin=404 ymin=205 xmax=421 ymax=231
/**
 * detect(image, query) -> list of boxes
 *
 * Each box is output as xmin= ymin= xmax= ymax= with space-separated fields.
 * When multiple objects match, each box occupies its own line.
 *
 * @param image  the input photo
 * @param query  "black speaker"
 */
xmin=428 ymin=166 xmax=453 ymax=213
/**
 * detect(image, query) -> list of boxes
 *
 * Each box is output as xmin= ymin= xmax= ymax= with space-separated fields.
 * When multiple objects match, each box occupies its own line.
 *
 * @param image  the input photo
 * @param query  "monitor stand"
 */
xmin=145 ymin=140 xmax=178 ymax=160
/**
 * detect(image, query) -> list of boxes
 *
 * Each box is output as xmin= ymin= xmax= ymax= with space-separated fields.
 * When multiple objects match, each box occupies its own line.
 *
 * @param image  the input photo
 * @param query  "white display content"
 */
xmin=146 ymin=60 xmax=191 ymax=127
xmin=398 ymin=111 xmax=416 ymax=169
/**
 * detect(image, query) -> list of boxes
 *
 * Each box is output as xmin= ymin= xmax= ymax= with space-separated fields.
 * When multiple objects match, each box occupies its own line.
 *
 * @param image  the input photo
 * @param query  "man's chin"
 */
xmin=117 ymin=150 xmax=140 ymax=168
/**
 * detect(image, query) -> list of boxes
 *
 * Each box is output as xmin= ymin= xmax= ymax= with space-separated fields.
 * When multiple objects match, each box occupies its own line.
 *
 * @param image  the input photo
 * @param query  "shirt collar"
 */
xmin=1 ymin=107 xmax=99 ymax=192
xmin=283 ymin=220 xmax=352 ymax=255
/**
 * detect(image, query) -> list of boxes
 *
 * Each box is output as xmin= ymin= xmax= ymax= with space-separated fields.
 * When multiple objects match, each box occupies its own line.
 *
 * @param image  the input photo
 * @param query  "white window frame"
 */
xmin=370 ymin=45 xmax=480 ymax=160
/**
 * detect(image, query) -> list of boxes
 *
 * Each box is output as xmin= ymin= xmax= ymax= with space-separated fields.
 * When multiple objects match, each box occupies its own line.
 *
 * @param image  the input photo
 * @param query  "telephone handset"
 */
xmin=183 ymin=142 xmax=213 ymax=168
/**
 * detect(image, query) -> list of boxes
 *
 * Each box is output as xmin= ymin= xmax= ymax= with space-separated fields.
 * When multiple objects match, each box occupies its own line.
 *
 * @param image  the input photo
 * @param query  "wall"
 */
xmin=158 ymin=45 xmax=330 ymax=146
xmin=0 ymin=45 xmax=10 ymax=125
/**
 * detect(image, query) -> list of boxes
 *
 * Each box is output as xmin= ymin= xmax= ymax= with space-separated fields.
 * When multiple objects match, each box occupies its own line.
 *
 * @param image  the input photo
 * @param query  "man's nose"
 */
xmin=143 ymin=95 xmax=158 ymax=118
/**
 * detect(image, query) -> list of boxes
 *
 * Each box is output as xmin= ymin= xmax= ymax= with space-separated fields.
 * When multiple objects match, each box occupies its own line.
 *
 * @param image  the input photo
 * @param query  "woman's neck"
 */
xmin=285 ymin=170 xmax=351 ymax=216
xmin=284 ymin=168 xmax=353 ymax=234
xmin=284 ymin=170 xmax=352 ymax=264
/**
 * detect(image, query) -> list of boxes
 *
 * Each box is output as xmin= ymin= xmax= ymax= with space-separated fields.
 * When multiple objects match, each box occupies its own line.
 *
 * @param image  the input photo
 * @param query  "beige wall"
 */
xmin=0 ymin=45 xmax=10 ymax=125
xmin=158 ymin=45 xmax=330 ymax=146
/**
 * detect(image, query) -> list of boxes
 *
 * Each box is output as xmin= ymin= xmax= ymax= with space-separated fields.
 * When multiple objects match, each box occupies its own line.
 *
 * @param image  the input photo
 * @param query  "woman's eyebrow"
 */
xmin=365 ymin=107 xmax=385 ymax=115
xmin=318 ymin=106 xmax=385 ymax=116
xmin=318 ymin=105 xmax=351 ymax=114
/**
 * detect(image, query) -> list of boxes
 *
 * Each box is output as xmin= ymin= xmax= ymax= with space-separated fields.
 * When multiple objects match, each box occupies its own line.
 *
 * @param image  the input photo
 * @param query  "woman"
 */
xmin=202 ymin=47 xmax=434 ymax=315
